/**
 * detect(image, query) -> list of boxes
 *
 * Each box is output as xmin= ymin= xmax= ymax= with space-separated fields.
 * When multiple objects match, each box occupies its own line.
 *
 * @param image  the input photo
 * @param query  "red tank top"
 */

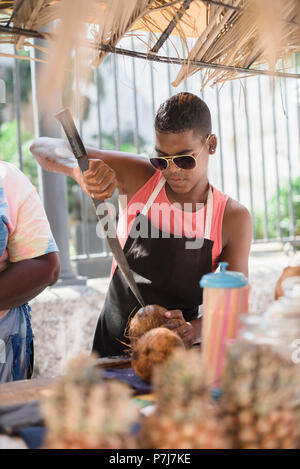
xmin=111 ymin=171 xmax=229 ymax=278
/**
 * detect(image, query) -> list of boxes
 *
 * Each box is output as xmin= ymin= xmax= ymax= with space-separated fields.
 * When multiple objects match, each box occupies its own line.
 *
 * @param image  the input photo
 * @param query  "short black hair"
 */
xmin=154 ymin=92 xmax=211 ymax=139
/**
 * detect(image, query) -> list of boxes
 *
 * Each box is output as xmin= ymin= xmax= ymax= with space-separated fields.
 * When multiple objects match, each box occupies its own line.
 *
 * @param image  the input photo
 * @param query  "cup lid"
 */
xmin=200 ymin=262 xmax=248 ymax=289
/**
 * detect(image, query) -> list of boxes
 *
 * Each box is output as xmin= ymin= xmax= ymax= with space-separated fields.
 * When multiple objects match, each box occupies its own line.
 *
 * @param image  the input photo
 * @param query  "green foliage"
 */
xmin=4 ymin=51 xmax=32 ymax=104
xmin=254 ymin=177 xmax=300 ymax=239
xmin=90 ymin=129 xmax=146 ymax=154
xmin=269 ymin=177 xmax=300 ymax=237
xmin=0 ymin=120 xmax=38 ymax=188
xmin=296 ymin=52 xmax=300 ymax=70
xmin=253 ymin=211 xmax=264 ymax=240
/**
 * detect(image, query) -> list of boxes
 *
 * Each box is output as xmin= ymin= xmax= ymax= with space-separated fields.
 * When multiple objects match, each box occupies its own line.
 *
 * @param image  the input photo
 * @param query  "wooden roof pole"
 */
xmin=98 ymin=43 xmax=300 ymax=80
xmin=150 ymin=0 xmax=194 ymax=53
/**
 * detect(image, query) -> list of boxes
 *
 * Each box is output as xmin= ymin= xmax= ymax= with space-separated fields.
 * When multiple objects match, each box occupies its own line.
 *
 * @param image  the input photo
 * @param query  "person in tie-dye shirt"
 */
xmin=0 ymin=160 xmax=60 ymax=382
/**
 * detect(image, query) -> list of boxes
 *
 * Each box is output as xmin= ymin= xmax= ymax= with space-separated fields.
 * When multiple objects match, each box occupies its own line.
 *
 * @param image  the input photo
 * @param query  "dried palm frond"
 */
xmin=8 ymin=0 xmax=59 ymax=48
xmin=91 ymin=0 xmax=157 ymax=66
xmin=0 ymin=0 xmax=299 ymax=105
xmin=173 ymin=0 xmax=300 ymax=88
xmin=35 ymin=0 xmax=202 ymax=112
xmin=37 ymin=0 xmax=93 ymax=116
xmin=172 ymin=0 xmax=246 ymax=87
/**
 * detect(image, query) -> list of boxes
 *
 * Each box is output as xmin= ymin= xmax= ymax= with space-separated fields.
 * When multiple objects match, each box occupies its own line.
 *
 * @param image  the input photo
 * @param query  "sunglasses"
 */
xmin=149 ymin=134 xmax=211 ymax=171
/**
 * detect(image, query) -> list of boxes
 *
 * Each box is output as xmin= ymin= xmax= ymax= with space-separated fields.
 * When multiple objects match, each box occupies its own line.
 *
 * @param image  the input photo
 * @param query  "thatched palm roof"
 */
xmin=1 ymin=0 xmax=299 ymax=102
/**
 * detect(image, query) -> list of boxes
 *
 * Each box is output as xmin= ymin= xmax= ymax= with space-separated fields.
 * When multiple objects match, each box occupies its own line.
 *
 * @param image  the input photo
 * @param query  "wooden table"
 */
xmin=0 ymin=377 xmax=54 ymax=407
xmin=0 ymin=377 xmax=54 ymax=449
xmin=0 ymin=355 xmax=132 ymax=407
xmin=0 ymin=355 xmax=148 ymax=449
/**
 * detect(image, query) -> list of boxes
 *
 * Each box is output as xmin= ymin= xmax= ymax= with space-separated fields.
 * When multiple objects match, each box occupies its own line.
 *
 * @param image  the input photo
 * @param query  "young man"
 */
xmin=31 ymin=92 xmax=252 ymax=356
xmin=0 ymin=160 xmax=60 ymax=381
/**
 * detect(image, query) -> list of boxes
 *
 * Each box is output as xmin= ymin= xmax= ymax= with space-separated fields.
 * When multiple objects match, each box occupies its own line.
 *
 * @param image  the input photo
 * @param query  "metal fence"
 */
xmin=5 ymin=39 xmax=300 ymax=278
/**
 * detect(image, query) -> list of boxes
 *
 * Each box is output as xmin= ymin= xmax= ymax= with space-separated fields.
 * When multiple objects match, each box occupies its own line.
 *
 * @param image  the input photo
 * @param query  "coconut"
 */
xmin=274 ymin=266 xmax=300 ymax=300
xmin=131 ymin=327 xmax=184 ymax=383
xmin=126 ymin=304 xmax=184 ymax=346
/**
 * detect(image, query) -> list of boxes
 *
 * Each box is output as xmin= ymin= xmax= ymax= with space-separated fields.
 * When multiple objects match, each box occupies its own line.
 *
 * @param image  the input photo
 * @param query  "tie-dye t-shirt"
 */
xmin=0 ymin=161 xmax=58 ymax=317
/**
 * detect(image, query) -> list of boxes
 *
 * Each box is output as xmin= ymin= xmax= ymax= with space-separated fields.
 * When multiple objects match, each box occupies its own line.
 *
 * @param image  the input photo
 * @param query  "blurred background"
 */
xmin=0 ymin=33 xmax=299 ymax=377
xmin=1 ymin=36 xmax=299 ymax=279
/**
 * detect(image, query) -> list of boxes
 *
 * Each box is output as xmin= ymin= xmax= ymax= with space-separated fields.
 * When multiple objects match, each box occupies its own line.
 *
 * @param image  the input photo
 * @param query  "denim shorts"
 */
xmin=0 ymin=303 xmax=34 ymax=382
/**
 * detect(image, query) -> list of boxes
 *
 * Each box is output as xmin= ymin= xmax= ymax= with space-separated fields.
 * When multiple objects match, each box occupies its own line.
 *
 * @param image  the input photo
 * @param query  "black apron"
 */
xmin=92 ymin=177 xmax=214 ymax=357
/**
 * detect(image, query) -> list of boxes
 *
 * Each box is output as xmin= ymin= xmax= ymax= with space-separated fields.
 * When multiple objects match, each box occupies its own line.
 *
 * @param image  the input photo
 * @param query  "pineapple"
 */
xmin=219 ymin=342 xmax=299 ymax=449
xmin=41 ymin=355 xmax=139 ymax=449
xmin=138 ymin=348 xmax=229 ymax=449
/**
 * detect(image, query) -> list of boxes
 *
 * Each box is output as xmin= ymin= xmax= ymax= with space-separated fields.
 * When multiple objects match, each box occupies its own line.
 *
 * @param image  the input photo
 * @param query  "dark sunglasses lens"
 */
xmin=174 ymin=155 xmax=196 ymax=170
xmin=150 ymin=158 xmax=168 ymax=170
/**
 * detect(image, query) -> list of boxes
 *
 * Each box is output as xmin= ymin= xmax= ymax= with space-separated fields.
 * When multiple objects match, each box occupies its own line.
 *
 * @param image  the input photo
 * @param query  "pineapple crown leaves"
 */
xmin=84 ymin=380 xmax=139 ymax=436
xmin=220 ymin=341 xmax=298 ymax=416
xmin=59 ymin=354 xmax=101 ymax=386
xmin=42 ymin=354 xmax=139 ymax=439
xmin=152 ymin=348 xmax=209 ymax=410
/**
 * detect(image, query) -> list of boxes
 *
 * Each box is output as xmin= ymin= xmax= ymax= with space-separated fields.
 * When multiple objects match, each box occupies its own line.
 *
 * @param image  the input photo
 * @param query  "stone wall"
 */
xmin=29 ymin=284 xmax=106 ymax=378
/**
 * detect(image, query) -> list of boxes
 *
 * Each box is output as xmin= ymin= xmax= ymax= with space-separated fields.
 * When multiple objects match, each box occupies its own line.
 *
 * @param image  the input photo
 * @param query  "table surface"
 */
xmin=0 ymin=355 xmax=132 ymax=407
xmin=0 ymin=355 xmax=152 ymax=449
xmin=0 ymin=377 xmax=54 ymax=407
xmin=0 ymin=377 xmax=54 ymax=449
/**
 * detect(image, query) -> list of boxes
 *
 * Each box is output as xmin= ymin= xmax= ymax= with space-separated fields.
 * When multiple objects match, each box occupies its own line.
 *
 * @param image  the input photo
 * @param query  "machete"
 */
xmin=56 ymin=108 xmax=145 ymax=308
